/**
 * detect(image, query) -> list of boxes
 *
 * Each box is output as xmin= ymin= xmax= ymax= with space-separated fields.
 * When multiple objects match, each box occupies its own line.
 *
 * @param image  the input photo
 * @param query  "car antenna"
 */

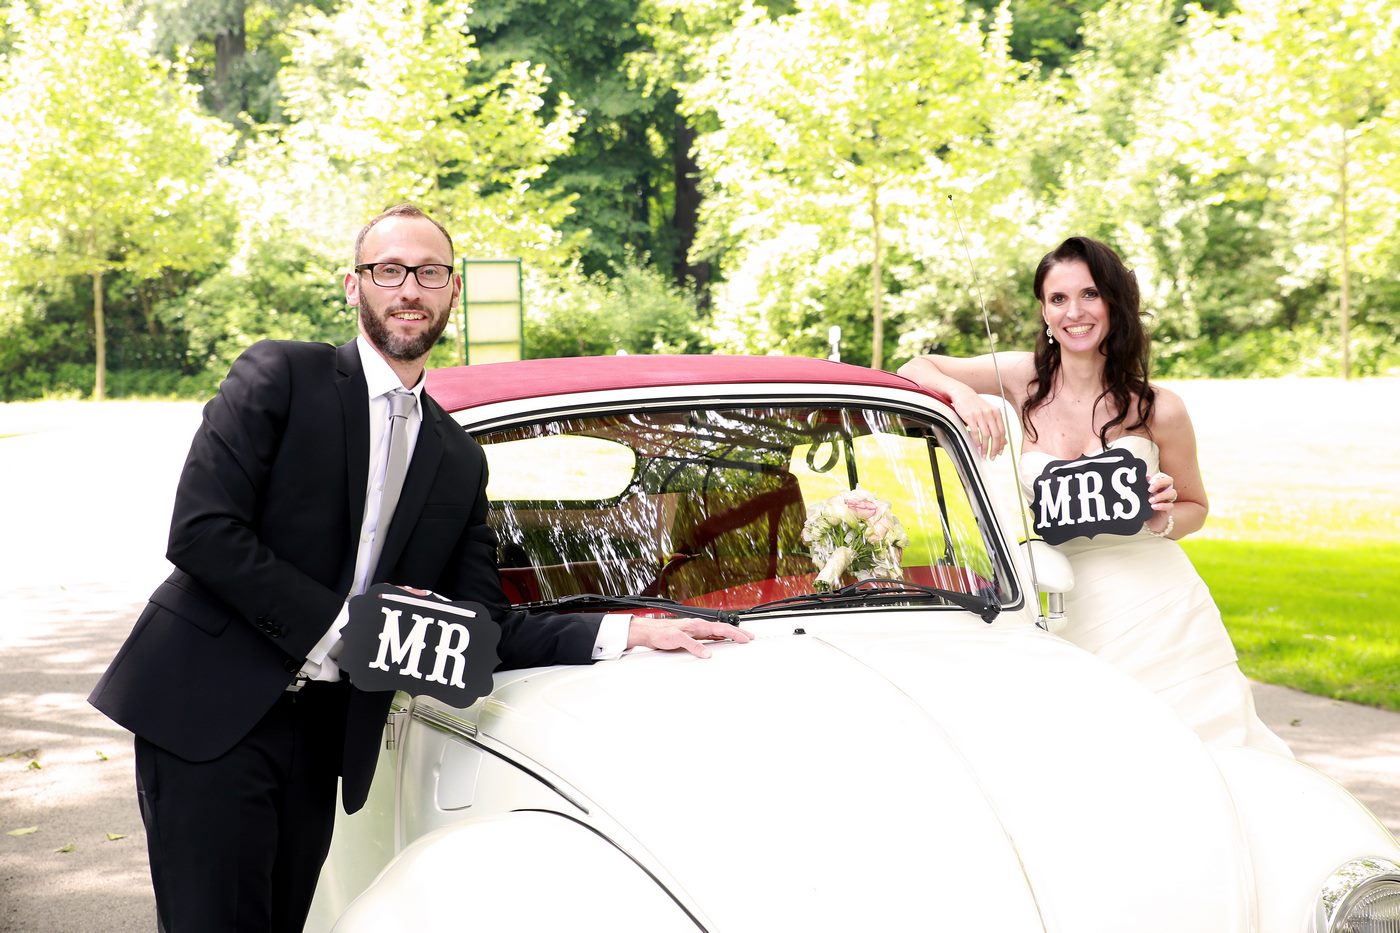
xmin=947 ymin=195 xmax=1049 ymax=629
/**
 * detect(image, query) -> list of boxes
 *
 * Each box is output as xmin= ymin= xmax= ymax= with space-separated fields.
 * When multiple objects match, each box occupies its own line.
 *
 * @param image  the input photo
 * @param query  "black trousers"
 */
xmin=135 ymin=680 xmax=350 ymax=933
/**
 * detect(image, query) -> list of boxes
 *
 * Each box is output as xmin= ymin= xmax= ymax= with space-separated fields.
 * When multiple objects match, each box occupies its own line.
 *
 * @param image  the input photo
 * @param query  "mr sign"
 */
xmin=340 ymin=585 xmax=501 ymax=707
xmin=1030 ymin=449 xmax=1150 ymax=545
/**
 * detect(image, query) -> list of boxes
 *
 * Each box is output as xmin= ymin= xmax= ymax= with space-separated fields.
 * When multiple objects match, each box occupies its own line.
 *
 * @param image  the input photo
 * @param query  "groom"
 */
xmin=89 ymin=202 xmax=750 ymax=932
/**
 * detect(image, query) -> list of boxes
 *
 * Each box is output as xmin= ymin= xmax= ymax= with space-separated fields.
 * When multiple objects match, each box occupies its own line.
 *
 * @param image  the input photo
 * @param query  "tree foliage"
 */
xmin=524 ymin=258 xmax=708 ymax=358
xmin=0 ymin=0 xmax=236 ymax=399
xmin=688 ymin=0 xmax=1029 ymax=367
xmin=277 ymin=0 xmax=582 ymax=265
xmin=146 ymin=0 xmax=333 ymax=126
xmin=466 ymin=0 xmax=683 ymax=277
xmin=1193 ymin=0 xmax=1400 ymax=377
xmin=1 ymin=0 xmax=1397 ymax=400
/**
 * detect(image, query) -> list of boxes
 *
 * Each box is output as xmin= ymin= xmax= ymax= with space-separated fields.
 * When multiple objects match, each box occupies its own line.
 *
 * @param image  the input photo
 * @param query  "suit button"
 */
xmin=284 ymin=658 xmax=302 ymax=673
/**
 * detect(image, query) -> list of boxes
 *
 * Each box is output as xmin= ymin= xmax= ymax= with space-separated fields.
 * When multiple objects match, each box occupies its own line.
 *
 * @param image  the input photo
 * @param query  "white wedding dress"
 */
xmin=1020 ymin=434 xmax=1292 ymax=756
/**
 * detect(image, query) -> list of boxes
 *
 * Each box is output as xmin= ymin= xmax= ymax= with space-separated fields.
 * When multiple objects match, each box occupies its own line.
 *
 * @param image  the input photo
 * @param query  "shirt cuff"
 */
xmin=592 ymin=613 xmax=632 ymax=661
xmin=305 ymin=602 xmax=350 ymax=666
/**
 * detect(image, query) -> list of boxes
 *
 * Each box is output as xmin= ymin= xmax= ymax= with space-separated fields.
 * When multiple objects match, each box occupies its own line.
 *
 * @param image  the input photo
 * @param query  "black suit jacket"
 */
xmin=90 ymin=339 xmax=601 ymax=811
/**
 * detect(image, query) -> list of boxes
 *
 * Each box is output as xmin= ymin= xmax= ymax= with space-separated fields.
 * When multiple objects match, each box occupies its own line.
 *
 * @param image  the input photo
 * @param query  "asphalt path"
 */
xmin=2 ymin=384 xmax=1397 ymax=932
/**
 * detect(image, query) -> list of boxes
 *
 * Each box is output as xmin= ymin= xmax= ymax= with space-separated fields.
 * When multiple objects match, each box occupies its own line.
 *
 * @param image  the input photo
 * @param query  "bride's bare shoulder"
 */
xmin=1147 ymin=386 xmax=1196 ymax=440
xmin=994 ymin=352 xmax=1037 ymax=402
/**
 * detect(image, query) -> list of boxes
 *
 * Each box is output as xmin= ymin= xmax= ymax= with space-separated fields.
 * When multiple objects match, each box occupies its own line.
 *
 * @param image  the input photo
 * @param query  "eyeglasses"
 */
xmin=354 ymin=262 xmax=454 ymax=289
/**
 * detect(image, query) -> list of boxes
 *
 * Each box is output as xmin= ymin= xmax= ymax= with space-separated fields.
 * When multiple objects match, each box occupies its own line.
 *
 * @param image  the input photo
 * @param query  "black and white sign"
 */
xmin=340 ymin=585 xmax=501 ymax=706
xmin=1030 ymin=449 xmax=1150 ymax=545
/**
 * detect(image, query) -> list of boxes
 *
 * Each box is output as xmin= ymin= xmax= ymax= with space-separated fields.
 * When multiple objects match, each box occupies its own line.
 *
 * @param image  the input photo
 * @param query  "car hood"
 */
xmin=472 ymin=617 xmax=1255 ymax=932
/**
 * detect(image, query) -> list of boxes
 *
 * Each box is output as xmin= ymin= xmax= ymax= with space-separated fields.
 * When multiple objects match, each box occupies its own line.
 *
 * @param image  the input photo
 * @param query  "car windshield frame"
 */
xmin=455 ymin=388 xmax=1023 ymax=618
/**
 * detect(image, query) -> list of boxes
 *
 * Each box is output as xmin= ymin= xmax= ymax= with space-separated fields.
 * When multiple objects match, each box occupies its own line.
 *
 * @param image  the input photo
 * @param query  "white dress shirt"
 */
xmin=298 ymin=337 xmax=627 ymax=682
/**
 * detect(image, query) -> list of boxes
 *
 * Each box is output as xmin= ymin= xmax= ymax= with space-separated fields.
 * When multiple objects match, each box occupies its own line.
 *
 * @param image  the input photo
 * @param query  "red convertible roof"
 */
xmin=426 ymin=354 xmax=942 ymax=413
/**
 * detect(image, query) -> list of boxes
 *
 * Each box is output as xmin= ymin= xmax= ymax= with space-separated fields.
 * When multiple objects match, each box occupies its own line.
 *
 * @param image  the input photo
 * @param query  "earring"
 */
xmin=1045 ymin=324 xmax=1054 ymax=344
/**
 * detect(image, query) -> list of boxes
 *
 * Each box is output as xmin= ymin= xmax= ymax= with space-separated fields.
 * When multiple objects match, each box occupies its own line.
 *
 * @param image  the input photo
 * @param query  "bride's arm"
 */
xmin=898 ymin=352 xmax=1033 ymax=459
xmin=1147 ymin=387 xmax=1209 ymax=540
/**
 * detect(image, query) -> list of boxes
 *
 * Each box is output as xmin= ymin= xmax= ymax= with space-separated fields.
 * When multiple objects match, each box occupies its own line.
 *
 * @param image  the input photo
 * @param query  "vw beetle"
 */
xmin=307 ymin=355 xmax=1400 ymax=932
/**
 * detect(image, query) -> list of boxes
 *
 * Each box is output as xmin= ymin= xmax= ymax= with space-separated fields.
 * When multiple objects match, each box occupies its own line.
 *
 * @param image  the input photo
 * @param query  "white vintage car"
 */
xmin=307 ymin=355 xmax=1399 ymax=933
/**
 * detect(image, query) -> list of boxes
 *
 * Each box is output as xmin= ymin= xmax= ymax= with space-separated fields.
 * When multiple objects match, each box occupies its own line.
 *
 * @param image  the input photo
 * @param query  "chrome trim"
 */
xmin=1316 ymin=856 xmax=1400 ymax=931
xmin=457 ymin=389 xmax=937 ymax=434
xmin=411 ymin=703 xmax=478 ymax=740
xmin=514 ymin=809 xmax=710 ymax=931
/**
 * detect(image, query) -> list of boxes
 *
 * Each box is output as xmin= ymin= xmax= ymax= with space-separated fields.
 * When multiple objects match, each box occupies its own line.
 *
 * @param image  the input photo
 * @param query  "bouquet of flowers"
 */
xmin=801 ymin=488 xmax=910 ymax=591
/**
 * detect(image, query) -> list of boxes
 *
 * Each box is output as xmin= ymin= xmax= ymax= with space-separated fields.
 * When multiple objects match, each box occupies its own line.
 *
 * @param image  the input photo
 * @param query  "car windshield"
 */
xmin=477 ymin=403 xmax=1012 ymax=613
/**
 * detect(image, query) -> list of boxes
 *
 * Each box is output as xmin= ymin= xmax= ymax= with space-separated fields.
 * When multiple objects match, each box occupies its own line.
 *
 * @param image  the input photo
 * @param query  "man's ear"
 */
xmin=344 ymin=270 xmax=361 ymax=307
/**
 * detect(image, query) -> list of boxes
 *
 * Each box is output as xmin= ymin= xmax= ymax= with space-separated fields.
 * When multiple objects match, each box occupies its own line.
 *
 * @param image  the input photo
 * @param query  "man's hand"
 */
xmin=627 ymin=617 xmax=755 ymax=659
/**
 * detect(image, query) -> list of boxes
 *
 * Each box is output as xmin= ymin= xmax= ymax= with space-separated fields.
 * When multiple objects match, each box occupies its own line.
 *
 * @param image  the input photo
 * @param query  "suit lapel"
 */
xmin=335 ymin=341 xmax=370 ymax=530
xmin=375 ymin=392 xmax=445 ymax=580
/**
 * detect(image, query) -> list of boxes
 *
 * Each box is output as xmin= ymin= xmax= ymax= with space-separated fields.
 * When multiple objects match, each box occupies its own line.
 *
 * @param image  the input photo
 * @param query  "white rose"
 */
xmin=822 ymin=498 xmax=858 ymax=526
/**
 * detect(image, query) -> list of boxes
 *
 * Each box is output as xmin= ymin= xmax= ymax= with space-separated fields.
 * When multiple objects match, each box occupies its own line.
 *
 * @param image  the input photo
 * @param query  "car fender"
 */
xmin=332 ymin=810 xmax=703 ymax=932
xmin=1210 ymin=746 xmax=1400 ymax=933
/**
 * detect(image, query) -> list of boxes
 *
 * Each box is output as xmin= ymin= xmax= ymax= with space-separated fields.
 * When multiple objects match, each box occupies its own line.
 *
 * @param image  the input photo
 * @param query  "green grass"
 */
xmin=1156 ymin=376 xmax=1400 ymax=710
xmin=1183 ymin=538 xmax=1400 ymax=711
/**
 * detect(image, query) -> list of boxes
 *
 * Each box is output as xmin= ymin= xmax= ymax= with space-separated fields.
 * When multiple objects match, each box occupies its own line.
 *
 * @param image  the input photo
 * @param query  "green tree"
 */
xmin=146 ymin=0 xmax=333 ymax=127
xmin=524 ymin=258 xmax=708 ymax=357
xmin=0 ymin=0 xmax=236 ymax=400
xmin=1207 ymin=0 xmax=1400 ymax=377
xmin=466 ymin=0 xmax=688 ymax=280
xmin=1105 ymin=0 xmax=1400 ymax=376
xmin=687 ymin=0 xmax=1025 ymax=368
xmin=276 ymin=0 xmax=581 ymax=266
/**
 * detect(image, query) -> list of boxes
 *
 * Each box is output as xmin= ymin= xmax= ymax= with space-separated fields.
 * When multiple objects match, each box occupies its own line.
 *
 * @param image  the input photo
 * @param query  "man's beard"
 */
xmin=359 ymin=298 xmax=451 ymax=362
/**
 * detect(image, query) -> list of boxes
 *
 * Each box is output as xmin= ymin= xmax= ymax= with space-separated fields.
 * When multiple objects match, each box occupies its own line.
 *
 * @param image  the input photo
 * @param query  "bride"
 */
xmin=899 ymin=235 xmax=1290 ymax=755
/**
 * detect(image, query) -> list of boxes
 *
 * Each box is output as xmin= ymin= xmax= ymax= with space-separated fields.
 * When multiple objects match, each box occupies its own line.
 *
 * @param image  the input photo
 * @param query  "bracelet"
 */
xmin=1146 ymin=513 xmax=1174 ymax=538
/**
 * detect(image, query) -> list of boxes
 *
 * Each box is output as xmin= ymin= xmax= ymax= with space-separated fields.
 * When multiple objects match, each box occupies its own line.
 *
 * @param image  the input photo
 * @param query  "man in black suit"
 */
xmin=90 ymin=203 xmax=750 ymax=932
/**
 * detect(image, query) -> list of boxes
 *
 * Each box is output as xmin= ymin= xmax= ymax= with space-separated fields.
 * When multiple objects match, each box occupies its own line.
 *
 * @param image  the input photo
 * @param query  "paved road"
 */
xmin=2 ymin=391 xmax=1396 ymax=932
xmin=2 ymin=402 xmax=195 ymax=932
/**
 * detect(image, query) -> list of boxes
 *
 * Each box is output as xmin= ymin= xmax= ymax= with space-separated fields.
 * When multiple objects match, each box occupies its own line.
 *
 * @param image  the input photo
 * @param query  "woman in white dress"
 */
xmin=898 ymin=236 xmax=1290 ymax=755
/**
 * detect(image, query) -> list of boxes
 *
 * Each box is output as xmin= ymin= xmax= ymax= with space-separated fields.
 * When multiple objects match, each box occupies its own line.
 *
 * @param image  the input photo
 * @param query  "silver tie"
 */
xmin=366 ymin=388 xmax=417 ymax=582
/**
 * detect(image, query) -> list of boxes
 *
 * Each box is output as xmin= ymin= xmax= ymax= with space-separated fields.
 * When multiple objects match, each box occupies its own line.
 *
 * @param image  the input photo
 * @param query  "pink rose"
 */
xmin=842 ymin=492 xmax=881 ymax=521
xmin=864 ymin=514 xmax=895 ymax=544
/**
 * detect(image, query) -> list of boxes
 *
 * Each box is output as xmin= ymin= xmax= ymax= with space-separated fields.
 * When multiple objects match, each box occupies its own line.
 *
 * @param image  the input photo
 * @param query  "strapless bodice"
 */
xmin=1019 ymin=434 xmax=1159 ymax=499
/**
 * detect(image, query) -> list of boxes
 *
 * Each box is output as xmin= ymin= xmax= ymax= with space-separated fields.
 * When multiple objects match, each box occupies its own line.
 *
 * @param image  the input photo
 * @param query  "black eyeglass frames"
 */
xmin=354 ymin=262 xmax=454 ymax=289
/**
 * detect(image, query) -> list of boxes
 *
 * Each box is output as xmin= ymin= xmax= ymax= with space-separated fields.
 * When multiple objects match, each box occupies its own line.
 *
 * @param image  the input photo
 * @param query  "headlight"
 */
xmin=1317 ymin=857 xmax=1400 ymax=932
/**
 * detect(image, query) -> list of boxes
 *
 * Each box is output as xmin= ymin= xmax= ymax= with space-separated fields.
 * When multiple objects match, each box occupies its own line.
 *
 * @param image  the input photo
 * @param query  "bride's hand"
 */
xmin=1148 ymin=471 xmax=1178 ymax=512
xmin=951 ymin=388 xmax=1006 ymax=459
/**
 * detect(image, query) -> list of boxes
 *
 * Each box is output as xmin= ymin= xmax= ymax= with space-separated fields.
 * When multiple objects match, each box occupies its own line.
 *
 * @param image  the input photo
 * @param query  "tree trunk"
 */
xmin=671 ymin=116 xmax=710 ymax=299
xmin=1339 ymin=125 xmax=1351 ymax=380
xmin=140 ymin=284 xmax=158 ymax=336
xmin=93 ymin=270 xmax=106 ymax=402
xmin=212 ymin=2 xmax=248 ymax=117
xmin=632 ymin=122 xmax=655 ymax=250
xmin=870 ymin=182 xmax=884 ymax=371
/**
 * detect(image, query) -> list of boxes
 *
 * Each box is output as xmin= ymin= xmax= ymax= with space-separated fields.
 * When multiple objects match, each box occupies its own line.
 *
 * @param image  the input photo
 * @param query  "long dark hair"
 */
xmin=1020 ymin=236 xmax=1154 ymax=448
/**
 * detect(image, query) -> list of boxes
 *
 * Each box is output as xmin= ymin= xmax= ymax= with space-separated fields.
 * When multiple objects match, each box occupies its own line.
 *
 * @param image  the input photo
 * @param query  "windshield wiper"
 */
xmin=515 ymin=593 xmax=745 ymax=626
xmin=741 ymin=578 xmax=1001 ymax=623
xmin=517 ymin=579 xmax=1001 ymax=627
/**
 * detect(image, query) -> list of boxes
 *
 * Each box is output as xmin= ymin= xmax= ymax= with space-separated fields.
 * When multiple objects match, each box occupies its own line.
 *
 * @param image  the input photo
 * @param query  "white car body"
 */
xmin=306 ymin=358 xmax=1399 ymax=932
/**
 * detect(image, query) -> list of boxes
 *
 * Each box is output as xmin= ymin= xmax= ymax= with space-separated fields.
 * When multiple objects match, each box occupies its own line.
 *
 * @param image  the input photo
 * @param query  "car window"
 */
xmin=790 ymin=432 xmax=994 ymax=581
xmin=477 ymin=404 xmax=1008 ymax=611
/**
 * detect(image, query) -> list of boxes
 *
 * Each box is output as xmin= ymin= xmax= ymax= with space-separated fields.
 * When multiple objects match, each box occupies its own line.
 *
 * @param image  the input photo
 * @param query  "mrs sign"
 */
xmin=1029 ymin=448 xmax=1150 ymax=546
